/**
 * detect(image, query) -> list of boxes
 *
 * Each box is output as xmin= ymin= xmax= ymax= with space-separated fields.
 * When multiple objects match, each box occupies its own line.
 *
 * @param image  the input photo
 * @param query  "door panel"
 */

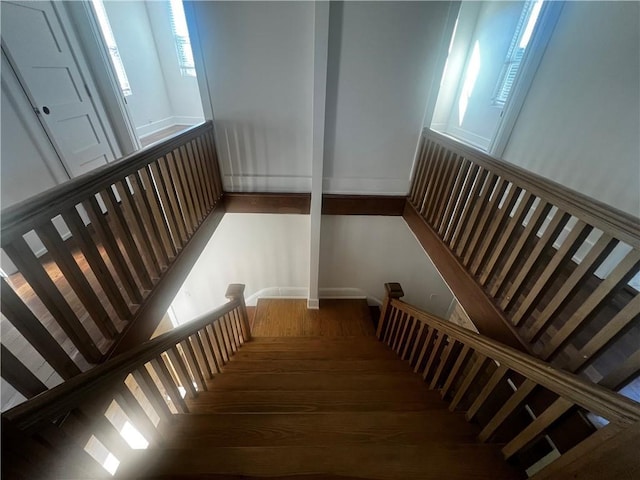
xmin=1 ymin=1 xmax=116 ymax=177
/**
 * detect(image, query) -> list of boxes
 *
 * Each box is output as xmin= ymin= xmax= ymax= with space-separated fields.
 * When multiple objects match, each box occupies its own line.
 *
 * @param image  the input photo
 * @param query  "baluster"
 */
xmin=212 ymin=321 xmax=230 ymax=363
xmin=190 ymin=333 xmax=214 ymax=379
xmin=415 ymin=141 xmax=439 ymax=213
xmin=138 ymin=164 xmax=177 ymax=259
xmin=421 ymin=332 xmax=446 ymax=382
xmin=62 ymin=207 xmax=132 ymax=320
xmin=178 ymin=145 xmax=203 ymax=223
xmin=408 ymin=321 xmax=426 ymax=366
xmin=196 ymin=136 xmax=216 ymax=208
xmin=449 ymin=353 xmax=488 ymax=411
xmin=430 ymin=338 xmax=459 ymax=390
xmin=401 ymin=315 xmax=418 ymax=360
xmin=3 ymin=237 xmax=102 ymax=363
xmin=598 ymin=350 xmax=640 ymax=390
xmin=167 ymin=346 xmax=197 ymax=398
xmin=431 ymin=153 xmax=463 ymax=230
xmin=540 ymin=249 xmax=640 ymax=360
xmin=444 ymin=164 xmax=480 ymax=245
xmin=441 ymin=344 xmax=472 ymax=399
xmin=114 ymin=385 xmax=161 ymax=447
xmin=150 ymin=356 xmax=188 ymax=413
xmin=413 ymin=326 xmax=436 ymax=374
xmin=421 ymin=147 xmax=448 ymax=219
xmin=167 ymin=150 xmax=196 ymax=234
xmin=511 ymin=220 xmax=593 ymax=326
xmin=466 ymin=364 xmax=509 ymax=421
xmin=1 ymin=279 xmax=80 ymax=379
xmin=199 ymin=327 xmax=221 ymax=374
xmin=454 ymin=170 xmax=496 ymax=258
xmin=205 ymin=130 xmax=224 ymax=200
xmin=409 ymin=137 xmax=428 ymax=205
xmin=154 ymin=156 xmax=189 ymax=243
xmin=1 ymin=345 xmax=48 ymax=398
xmin=437 ymin=159 xmax=472 ymax=237
xmin=131 ymin=366 xmax=173 ymax=422
xmin=478 ymin=379 xmax=537 ymax=441
xmin=35 ymin=220 xmax=117 ymax=339
xmin=179 ymin=339 xmax=206 ymax=392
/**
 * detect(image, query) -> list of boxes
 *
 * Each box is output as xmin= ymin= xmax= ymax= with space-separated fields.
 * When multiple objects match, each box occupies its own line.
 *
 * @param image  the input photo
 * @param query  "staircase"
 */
xmin=118 ymin=332 xmax=520 ymax=479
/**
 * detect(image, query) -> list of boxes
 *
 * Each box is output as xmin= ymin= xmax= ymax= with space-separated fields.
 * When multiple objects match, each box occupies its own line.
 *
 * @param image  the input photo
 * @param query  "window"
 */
xmin=91 ymin=0 xmax=132 ymax=96
xmin=493 ymin=0 xmax=544 ymax=105
xmin=168 ymin=0 xmax=196 ymax=77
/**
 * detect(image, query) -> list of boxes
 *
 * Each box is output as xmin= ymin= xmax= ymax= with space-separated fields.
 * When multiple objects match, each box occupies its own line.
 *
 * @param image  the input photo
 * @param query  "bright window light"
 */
xmin=120 ymin=421 xmax=149 ymax=450
xmin=103 ymin=453 xmax=120 ymax=476
xmin=91 ymin=0 xmax=132 ymax=96
xmin=169 ymin=0 xmax=196 ymax=77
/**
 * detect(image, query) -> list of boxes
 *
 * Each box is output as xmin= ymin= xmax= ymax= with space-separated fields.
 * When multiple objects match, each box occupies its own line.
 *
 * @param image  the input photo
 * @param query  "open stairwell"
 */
xmin=117 ymin=300 xmax=521 ymax=479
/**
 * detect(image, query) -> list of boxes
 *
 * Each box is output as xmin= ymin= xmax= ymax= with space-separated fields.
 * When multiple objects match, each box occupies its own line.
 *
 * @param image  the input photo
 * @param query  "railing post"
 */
xmin=376 ymin=283 xmax=404 ymax=339
xmin=225 ymin=284 xmax=252 ymax=341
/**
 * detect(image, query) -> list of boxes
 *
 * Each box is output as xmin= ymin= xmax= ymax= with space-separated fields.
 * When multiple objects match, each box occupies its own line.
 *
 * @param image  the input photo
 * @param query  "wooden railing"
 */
xmin=408 ymin=129 xmax=640 ymax=393
xmin=0 ymin=122 xmax=223 ymax=407
xmin=377 ymin=283 xmax=640 ymax=478
xmin=1 ymin=284 xmax=250 ymax=479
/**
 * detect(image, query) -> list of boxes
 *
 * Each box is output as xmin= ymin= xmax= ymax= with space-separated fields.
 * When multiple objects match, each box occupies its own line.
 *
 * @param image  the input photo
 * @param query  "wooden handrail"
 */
xmin=390 ymin=298 xmax=640 ymax=425
xmin=1 ymin=122 xmax=216 ymax=244
xmin=424 ymin=129 xmax=640 ymax=248
xmin=3 ymin=296 xmax=240 ymax=432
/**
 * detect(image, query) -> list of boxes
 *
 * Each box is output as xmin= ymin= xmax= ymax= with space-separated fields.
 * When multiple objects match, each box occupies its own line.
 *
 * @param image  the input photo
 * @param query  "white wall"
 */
xmin=145 ymin=1 xmax=204 ymax=124
xmin=103 ymin=1 xmax=174 ymax=137
xmin=323 ymin=1 xmax=453 ymax=195
xmin=319 ymin=216 xmax=454 ymax=317
xmin=191 ymin=1 xmax=315 ymax=193
xmin=503 ymin=1 xmax=640 ymax=216
xmin=170 ymin=214 xmax=310 ymax=324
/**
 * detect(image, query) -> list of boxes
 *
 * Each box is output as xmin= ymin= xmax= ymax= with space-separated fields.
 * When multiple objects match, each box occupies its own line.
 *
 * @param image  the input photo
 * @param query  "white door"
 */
xmin=1 ymin=1 xmax=116 ymax=177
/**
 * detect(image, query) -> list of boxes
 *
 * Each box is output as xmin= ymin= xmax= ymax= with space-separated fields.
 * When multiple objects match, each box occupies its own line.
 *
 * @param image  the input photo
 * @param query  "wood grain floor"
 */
xmin=140 ymin=125 xmax=191 ymax=148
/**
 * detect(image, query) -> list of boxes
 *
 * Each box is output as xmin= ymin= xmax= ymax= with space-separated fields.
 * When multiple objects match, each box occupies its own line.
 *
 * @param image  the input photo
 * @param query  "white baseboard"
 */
xmin=173 ymin=115 xmax=204 ymax=125
xmin=136 ymin=117 xmax=175 ymax=138
xmin=223 ymin=175 xmax=312 ymax=193
xmin=322 ymin=177 xmax=410 ymax=196
xmin=245 ymin=286 xmax=383 ymax=308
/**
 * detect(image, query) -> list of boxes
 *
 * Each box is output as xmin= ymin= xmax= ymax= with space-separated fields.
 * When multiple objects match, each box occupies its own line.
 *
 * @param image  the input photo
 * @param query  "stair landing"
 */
xmin=118 ymin=300 xmax=522 ymax=479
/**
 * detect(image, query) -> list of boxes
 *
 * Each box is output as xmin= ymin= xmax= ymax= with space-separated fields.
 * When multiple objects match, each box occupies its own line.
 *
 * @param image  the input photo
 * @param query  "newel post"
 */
xmin=376 ymin=283 xmax=404 ymax=339
xmin=225 ymin=284 xmax=252 ymax=341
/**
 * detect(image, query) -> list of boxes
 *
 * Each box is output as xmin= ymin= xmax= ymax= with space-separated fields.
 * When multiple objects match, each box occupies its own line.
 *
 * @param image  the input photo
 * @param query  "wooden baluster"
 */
xmin=441 ymin=344 xmax=472 ymax=399
xmin=219 ymin=314 xmax=235 ymax=354
xmin=409 ymin=137 xmax=428 ymax=205
xmin=426 ymin=151 xmax=456 ymax=225
xmin=201 ymin=133 xmax=221 ymax=202
xmin=431 ymin=153 xmax=461 ymax=229
xmin=437 ymin=159 xmax=472 ymax=237
xmin=384 ymin=308 xmax=401 ymax=346
xmin=231 ymin=309 xmax=245 ymax=345
xmin=422 ymin=332 xmax=447 ymax=382
xmin=205 ymin=323 xmax=226 ymax=367
xmin=526 ymin=233 xmax=618 ymax=341
xmin=226 ymin=312 xmax=240 ymax=352
xmin=568 ymin=296 xmax=640 ymax=373
xmin=511 ymin=220 xmax=593 ymax=326
xmin=466 ymin=365 xmax=509 ymax=421
xmin=421 ymin=147 xmax=448 ymax=219
xmin=499 ymin=209 xmax=572 ymax=311
xmin=408 ymin=321 xmax=426 ymax=366
xmin=70 ymin=408 xmax=131 ymax=460
xmin=131 ymin=366 xmax=173 ymax=422
xmin=454 ymin=170 xmax=495 ymax=258
xmin=391 ymin=310 xmax=408 ymax=353
xmin=191 ymin=139 xmax=213 ymax=211
xmin=179 ymin=339 xmax=207 ymax=392
xmin=167 ymin=150 xmax=196 ymax=234
xmin=420 ymin=144 xmax=445 ymax=218
xmin=444 ymin=164 xmax=480 ymax=245
xmin=470 ymin=184 xmax=522 ymax=276
xmin=166 ymin=346 xmax=197 ymax=398
xmin=62 ymin=207 xmax=132 ymax=320
xmin=430 ymin=339 xmax=459 ymax=390
xmin=227 ymin=310 xmax=242 ymax=348
xmin=479 ymin=191 xmax=536 ymax=286
xmin=150 ymin=356 xmax=188 ymax=413
xmin=113 ymin=180 xmax=160 ymax=280
xmin=463 ymin=177 xmax=510 ymax=267
xmin=83 ymin=195 xmax=142 ymax=305
xmin=212 ymin=321 xmax=230 ymax=363
xmin=478 ymin=379 xmax=537 ymax=441
xmin=35 ymin=221 xmax=117 ymax=339
xmin=413 ymin=326 xmax=436 ymax=374
xmin=401 ymin=315 xmax=418 ymax=360
xmin=1 ymin=279 xmax=80 ymax=379
xmin=541 ymin=249 xmax=640 ymax=360
xmin=114 ymin=386 xmax=161 ymax=447
xmin=1 ymin=345 xmax=48 ymax=398
xmin=3 ymin=237 xmax=102 ymax=363
xmin=178 ymin=145 xmax=203 ymax=223
xmin=488 ymin=199 xmax=553 ymax=298
xmin=376 ymin=283 xmax=403 ymax=340
xmin=190 ymin=333 xmax=214 ymax=379
xmin=502 ymin=397 xmax=574 ymax=460
xmin=128 ymin=170 xmax=171 ymax=267
xmin=138 ymin=164 xmax=177 ymax=259
xmin=199 ymin=327 xmax=221 ymax=374
xmin=184 ymin=142 xmax=206 ymax=220
xmin=154 ymin=156 xmax=189 ymax=243
xmin=415 ymin=141 xmax=439 ymax=213
xmin=100 ymin=187 xmax=154 ymax=290
xmin=226 ymin=284 xmax=252 ymax=341
xmin=205 ymin=130 xmax=224 ymax=200
xmin=449 ymin=353 xmax=488 ymax=411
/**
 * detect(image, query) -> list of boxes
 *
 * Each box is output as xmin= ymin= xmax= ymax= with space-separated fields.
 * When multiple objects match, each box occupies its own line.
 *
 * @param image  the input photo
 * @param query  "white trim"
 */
xmin=172 ymin=115 xmax=204 ymax=125
xmin=245 ymin=286 xmax=382 ymax=308
xmin=245 ymin=287 xmax=309 ymax=306
xmin=322 ymin=177 xmax=410 ymax=196
xmin=307 ymin=298 xmax=320 ymax=310
xmin=136 ymin=117 xmax=177 ymax=138
xmin=223 ymin=175 xmax=312 ymax=193
xmin=445 ymin=125 xmax=491 ymax=151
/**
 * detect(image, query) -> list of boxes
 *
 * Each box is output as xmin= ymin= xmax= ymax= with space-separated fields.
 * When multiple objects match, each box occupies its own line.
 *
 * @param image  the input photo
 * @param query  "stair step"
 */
xmin=119 ymin=444 xmax=522 ymax=480
xmin=160 ymin=412 xmax=478 ymax=447
xmin=240 ymin=337 xmax=386 ymax=351
xmin=186 ymin=389 xmax=447 ymax=413
xmin=222 ymin=359 xmax=412 ymax=373
xmin=231 ymin=349 xmax=398 ymax=361
xmin=206 ymin=372 xmax=425 ymax=391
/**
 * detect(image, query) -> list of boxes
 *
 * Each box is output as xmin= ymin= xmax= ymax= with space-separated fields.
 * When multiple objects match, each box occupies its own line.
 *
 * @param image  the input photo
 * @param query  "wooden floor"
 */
xmin=117 ymin=299 xmax=523 ymax=479
xmin=140 ymin=125 xmax=191 ymax=148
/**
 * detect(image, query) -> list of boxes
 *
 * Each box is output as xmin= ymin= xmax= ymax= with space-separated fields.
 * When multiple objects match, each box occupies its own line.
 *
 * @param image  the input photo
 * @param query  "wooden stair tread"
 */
xmin=205 ymin=372 xmax=425 ymax=391
xmin=160 ymin=411 xmax=478 ymax=447
xmin=222 ymin=359 xmax=413 ymax=373
xmin=231 ymin=349 xmax=399 ymax=361
xmin=119 ymin=444 xmax=523 ymax=480
xmin=186 ymin=389 xmax=448 ymax=413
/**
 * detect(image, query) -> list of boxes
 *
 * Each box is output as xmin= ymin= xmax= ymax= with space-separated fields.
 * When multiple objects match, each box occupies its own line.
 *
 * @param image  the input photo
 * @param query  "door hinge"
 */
xmin=33 ymin=106 xmax=41 ymax=115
